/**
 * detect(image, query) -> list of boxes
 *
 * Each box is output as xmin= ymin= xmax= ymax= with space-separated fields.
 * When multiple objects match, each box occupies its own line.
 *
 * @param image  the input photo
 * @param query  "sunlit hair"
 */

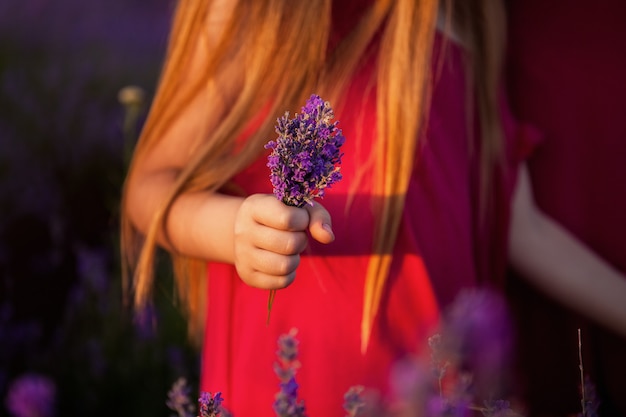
xmin=121 ymin=0 xmax=506 ymax=350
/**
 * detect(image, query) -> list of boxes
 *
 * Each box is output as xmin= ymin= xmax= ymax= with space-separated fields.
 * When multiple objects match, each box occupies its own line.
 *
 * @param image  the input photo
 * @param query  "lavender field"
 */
xmin=1 ymin=2 xmax=616 ymax=416
xmin=0 ymin=1 xmax=201 ymax=416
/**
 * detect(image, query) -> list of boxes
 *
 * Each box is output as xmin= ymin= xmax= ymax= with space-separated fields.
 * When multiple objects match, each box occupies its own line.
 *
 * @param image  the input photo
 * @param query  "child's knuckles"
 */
xmin=282 ymin=233 xmax=307 ymax=254
xmin=273 ymin=254 xmax=300 ymax=276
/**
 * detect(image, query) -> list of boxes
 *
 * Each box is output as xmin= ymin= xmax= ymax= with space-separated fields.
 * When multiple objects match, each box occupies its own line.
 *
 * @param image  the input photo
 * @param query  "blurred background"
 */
xmin=0 ymin=1 xmax=201 ymax=416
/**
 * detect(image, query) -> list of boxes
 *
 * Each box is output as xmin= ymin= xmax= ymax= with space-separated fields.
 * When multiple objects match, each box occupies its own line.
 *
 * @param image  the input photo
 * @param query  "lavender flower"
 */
xmin=343 ymin=385 xmax=366 ymax=417
xmin=264 ymin=94 xmax=344 ymax=320
xmin=428 ymin=334 xmax=449 ymax=396
xmin=265 ymin=94 xmax=345 ymax=208
xmin=198 ymin=391 xmax=224 ymax=417
xmin=273 ymin=377 xmax=307 ymax=417
xmin=384 ymin=290 xmax=521 ymax=417
xmin=276 ymin=328 xmax=300 ymax=364
xmin=273 ymin=329 xmax=306 ymax=417
xmin=166 ymin=377 xmax=195 ymax=417
xmin=440 ymin=289 xmax=513 ymax=400
xmin=273 ymin=328 xmax=301 ymax=382
xmin=5 ymin=373 xmax=56 ymax=417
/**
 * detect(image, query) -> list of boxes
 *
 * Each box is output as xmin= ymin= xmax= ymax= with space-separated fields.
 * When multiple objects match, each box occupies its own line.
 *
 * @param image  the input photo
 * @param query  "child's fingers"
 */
xmin=236 ymin=249 xmax=300 ymax=289
xmin=255 ymin=228 xmax=308 ymax=255
xmin=250 ymin=194 xmax=310 ymax=231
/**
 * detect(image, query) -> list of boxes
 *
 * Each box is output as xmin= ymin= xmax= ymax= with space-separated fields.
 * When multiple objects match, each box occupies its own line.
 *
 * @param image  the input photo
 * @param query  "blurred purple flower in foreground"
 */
xmin=273 ymin=329 xmax=306 ymax=417
xmin=343 ymin=385 xmax=366 ymax=417
xmin=440 ymin=288 xmax=514 ymax=400
xmin=166 ymin=377 xmax=195 ymax=417
xmin=386 ymin=289 xmax=519 ymax=417
xmin=265 ymin=94 xmax=345 ymax=208
xmin=5 ymin=373 xmax=56 ymax=417
xmin=198 ymin=391 xmax=224 ymax=417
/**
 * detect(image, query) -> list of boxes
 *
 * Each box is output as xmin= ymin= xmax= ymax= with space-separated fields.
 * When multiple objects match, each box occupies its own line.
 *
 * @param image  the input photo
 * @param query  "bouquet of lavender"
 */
xmin=264 ymin=94 xmax=345 ymax=319
xmin=265 ymin=94 xmax=345 ymax=208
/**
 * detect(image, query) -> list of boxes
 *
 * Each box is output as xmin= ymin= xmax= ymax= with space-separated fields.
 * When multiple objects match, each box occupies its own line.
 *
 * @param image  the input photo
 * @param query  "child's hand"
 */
xmin=233 ymin=194 xmax=334 ymax=289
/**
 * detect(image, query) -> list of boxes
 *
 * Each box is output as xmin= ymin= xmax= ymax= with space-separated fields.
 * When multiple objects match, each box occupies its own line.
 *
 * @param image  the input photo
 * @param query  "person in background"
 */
xmin=506 ymin=1 xmax=626 ymax=415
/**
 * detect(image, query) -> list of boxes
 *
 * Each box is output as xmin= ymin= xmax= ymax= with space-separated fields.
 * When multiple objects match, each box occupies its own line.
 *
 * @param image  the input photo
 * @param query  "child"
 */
xmin=122 ymin=1 xmax=626 ymax=415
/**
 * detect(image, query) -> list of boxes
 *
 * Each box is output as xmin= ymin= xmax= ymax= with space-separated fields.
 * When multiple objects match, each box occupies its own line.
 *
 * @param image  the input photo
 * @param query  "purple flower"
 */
xmin=5 ymin=373 xmax=56 ymax=417
xmin=440 ymin=289 xmax=514 ymax=400
xmin=428 ymin=333 xmax=449 ymax=392
xmin=265 ymin=94 xmax=344 ymax=208
xmin=273 ymin=377 xmax=307 ymax=417
xmin=273 ymin=328 xmax=301 ymax=382
xmin=198 ymin=392 xmax=224 ymax=417
xmin=273 ymin=329 xmax=307 ymax=417
xmin=276 ymin=329 xmax=300 ymax=364
xmin=166 ymin=377 xmax=195 ymax=417
xmin=343 ymin=386 xmax=366 ymax=417
xmin=264 ymin=95 xmax=346 ymax=321
xmin=385 ymin=290 xmax=519 ymax=417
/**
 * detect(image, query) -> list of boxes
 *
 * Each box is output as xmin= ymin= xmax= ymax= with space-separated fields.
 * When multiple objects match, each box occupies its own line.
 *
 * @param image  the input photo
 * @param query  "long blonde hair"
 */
xmin=121 ymin=0 xmax=506 ymax=349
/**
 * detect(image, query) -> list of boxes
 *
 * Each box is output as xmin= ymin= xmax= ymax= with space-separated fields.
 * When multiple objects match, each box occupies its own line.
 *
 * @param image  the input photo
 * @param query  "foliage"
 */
xmin=0 ymin=1 xmax=200 ymax=416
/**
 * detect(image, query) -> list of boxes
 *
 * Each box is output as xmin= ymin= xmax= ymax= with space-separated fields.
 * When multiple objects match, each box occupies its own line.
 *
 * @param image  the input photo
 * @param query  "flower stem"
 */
xmin=267 ymin=289 xmax=277 ymax=325
xmin=578 ymin=328 xmax=586 ymax=417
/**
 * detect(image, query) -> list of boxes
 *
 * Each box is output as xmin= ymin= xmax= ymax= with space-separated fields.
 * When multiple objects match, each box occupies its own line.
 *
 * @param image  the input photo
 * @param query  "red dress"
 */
xmin=201 ymin=7 xmax=525 ymax=416
xmin=506 ymin=1 xmax=626 ymax=415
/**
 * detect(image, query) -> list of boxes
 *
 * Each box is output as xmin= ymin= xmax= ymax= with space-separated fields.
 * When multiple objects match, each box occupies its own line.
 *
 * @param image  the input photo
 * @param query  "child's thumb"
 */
xmin=305 ymin=201 xmax=335 ymax=244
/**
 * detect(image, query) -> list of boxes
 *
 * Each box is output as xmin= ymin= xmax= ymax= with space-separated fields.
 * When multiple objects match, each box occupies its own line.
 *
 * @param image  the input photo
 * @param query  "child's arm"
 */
xmin=123 ymin=1 xmax=333 ymax=290
xmin=509 ymin=165 xmax=626 ymax=337
xmin=126 ymin=164 xmax=333 ymax=289
xmin=123 ymin=94 xmax=335 ymax=290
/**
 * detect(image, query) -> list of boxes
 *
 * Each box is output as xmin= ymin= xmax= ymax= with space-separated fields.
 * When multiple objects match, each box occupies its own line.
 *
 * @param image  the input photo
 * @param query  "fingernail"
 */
xmin=322 ymin=223 xmax=335 ymax=241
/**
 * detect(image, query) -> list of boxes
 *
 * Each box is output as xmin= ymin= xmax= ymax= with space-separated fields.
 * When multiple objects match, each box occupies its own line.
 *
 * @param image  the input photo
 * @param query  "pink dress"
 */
xmin=201 ymin=5 xmax=526 ymax=415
